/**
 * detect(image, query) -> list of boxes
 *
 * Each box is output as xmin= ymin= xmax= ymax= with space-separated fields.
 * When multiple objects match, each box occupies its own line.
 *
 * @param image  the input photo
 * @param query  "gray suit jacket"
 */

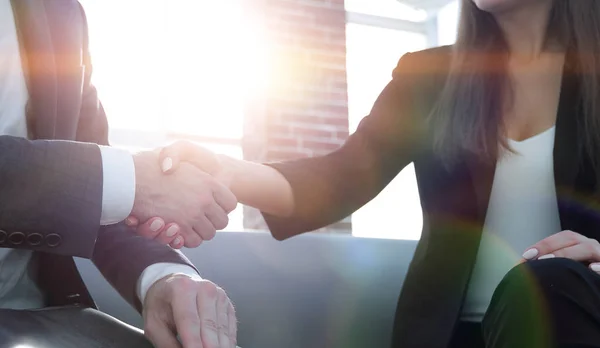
xmin=0 ymin=0 xmax=196 ymax=312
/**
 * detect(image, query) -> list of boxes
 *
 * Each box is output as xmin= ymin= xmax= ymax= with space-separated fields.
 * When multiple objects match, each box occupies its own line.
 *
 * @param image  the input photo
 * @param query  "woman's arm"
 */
xmin=145 ymin=52 xmax=426 ymax=240
xmin=252 ymin=52 xmax=424 ymax=238
xmin=216 ymin=155 xmax=296 ymax=218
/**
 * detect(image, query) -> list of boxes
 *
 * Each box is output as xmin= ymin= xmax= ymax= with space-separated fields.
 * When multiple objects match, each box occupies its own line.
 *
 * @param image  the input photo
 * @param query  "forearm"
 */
xmin=220 ymin=137 xmax=396 ymax=240
xmin=219 ymin=155 xmax=295 ymax=217
xmin=0 ymin=136 xmax=103 ymax=257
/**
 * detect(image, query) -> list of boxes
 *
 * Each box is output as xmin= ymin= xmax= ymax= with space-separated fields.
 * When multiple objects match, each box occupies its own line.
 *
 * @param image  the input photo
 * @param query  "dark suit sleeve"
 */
xmin=263 ymin=53 xmax=425 ymax=239
xmin=92 ymin=224 xmax=198 ymax=312
xmin=75 ymin=2 xmax=109 ymax=146
xmin=0 ymin=136 xmax=103 ymax=257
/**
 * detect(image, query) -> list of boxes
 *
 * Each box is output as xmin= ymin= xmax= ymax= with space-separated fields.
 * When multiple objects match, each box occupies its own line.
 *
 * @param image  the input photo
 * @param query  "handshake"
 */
xmin=128 ymin=142 xmax=235 ymax=248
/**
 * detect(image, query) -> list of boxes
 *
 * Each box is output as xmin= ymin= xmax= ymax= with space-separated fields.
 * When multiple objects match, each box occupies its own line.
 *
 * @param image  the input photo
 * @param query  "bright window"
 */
xmin=345 ymin=0 xmax=460 ymax=240
xmin=345 ymin=0 xmax=427 ymax=21
xmin=438 ymin=0 xmax=460 ymax=45
xmin=345 ymin=23 xmax=426 ymax=240
xmin=79 ymin=0 xmax=257 ymax=231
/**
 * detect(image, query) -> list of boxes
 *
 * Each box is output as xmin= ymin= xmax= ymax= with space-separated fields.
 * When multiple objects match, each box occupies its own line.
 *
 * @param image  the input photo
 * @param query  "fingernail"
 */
xmin=522 ymin=248 xmax=539 ymax=260
xmin=150 ymin=219 xmax=164 ymax=232
xmin=591 ymin=264 xmax=600 ymax=272
xmin=125 ymin=217 xmax=135 ymax=226
xmin=173 ymin=236 xmax=182 ymax=245
xmin=538 ymin=254 xmax=556 ymax=260
xmin=166 ymin=225 xmax=179 ymax=237
xmin=162 ymin=157 xmax=173 ymax=172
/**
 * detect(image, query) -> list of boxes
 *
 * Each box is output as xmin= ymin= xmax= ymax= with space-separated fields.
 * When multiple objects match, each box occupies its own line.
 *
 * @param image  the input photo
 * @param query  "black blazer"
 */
xmin=0 ymin=0 xmax=196 ymax=311
xmin=263 ymin=45 xmax=595 ymax=347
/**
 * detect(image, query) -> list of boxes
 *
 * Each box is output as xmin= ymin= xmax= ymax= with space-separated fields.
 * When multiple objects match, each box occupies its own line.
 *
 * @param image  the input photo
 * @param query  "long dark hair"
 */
xmin=430 ymin=0 xmax=600 ymax=168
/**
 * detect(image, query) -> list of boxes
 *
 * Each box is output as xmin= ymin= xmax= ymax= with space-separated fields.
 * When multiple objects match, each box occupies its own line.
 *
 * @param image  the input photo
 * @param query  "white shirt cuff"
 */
xmin=137 ymin=263 xmax=201 ymax=304
xmin=98 ymin=145 xmax=135 ymax=225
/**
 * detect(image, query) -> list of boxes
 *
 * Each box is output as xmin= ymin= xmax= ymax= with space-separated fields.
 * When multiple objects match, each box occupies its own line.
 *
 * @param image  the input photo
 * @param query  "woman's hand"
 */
xmin=522 ymin=230 xmax=600 ymax=273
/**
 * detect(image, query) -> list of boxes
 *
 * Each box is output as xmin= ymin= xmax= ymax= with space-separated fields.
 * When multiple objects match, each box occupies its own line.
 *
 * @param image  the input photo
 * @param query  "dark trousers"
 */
xmin=450 ymin=258 xmax=600 ymax=348
xmin=0 ymin=306 xmax=153 ymax=348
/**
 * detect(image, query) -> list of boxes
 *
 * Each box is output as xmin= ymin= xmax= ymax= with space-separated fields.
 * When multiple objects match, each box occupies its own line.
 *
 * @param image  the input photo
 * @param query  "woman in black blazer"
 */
xmin=135 ymin=0 xmax=600 ymax=347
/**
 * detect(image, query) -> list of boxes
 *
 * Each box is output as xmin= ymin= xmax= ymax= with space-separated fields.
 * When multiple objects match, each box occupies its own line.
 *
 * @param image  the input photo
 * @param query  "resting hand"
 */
xmin=130 ymin=150 xmax=237 ymax=248
xmin=143 ymin=274 xmax=237 ymax=348
xmin=522 ymin=230 xmax=600 ymax=273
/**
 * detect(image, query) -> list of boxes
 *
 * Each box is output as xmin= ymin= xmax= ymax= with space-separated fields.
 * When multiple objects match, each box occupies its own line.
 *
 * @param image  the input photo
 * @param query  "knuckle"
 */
xmin=228 ymin=200 xmax=238 ymax=213
xmin=222 ymin=198 xmax=237 ymax=214
xmin=215 ymin=216 xmax=228 ymax=230
xmin=198 ymin=280 xmax=219 ymax=298
xmin=565 ymin=230 xmax=579 ymax=240
xmin=173 ymin=276 xmax=197 ymax=290
xmin=204 ymin=228 xmax=217 ymax=241
xmin=216 ymin=287 xmax=228 ymax=303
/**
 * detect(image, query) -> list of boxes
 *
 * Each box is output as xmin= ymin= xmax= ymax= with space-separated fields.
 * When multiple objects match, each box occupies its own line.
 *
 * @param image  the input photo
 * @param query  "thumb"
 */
xmin=159 ymin=141 xmax=221 ymax=175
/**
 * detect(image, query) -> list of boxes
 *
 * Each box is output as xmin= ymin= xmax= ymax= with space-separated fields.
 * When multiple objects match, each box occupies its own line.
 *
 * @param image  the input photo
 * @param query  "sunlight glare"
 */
xmin=81 ymin=0 xmax=267 ymax=140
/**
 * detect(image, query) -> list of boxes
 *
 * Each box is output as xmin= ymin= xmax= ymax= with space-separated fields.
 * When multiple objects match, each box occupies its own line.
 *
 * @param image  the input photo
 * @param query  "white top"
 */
xmin=0 ymin=0 xmax=196 ymax=308
xmin=461 ymin=126 xmax=562 ymax=322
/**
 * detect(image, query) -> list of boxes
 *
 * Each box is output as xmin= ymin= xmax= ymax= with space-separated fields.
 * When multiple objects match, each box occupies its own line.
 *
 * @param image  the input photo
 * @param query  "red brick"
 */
xmin=242 ymin=0 xmax=350 ymax=233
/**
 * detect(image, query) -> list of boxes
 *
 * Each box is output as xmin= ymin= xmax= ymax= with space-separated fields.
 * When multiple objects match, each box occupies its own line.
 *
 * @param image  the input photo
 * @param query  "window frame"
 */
xmin=344 ymin=1 xmax=455 ymax=240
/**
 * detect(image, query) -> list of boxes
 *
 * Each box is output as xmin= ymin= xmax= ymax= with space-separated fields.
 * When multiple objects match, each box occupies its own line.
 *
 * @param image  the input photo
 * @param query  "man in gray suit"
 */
xmin=0 ymin=1 xmax=238 ymax=347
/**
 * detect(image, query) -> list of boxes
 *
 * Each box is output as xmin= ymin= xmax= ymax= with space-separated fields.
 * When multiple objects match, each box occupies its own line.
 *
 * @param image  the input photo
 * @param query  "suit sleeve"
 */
xmin=92 ymin=223 xmax=198 ymax=312
xmin=263 ymin=53 xmax=425 ymax=240
xmin=0 ymin=136 xmax=103 ymax=258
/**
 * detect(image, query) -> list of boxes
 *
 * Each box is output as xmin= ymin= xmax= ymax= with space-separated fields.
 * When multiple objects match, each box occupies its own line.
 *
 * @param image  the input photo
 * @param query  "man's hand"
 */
xmin=131 ymin=151 xmax=237 ymax=248
xmin=522 ymin=230 xmax=600 ymax=273
xmin=143 ymin=274 xmax=237 ymax=348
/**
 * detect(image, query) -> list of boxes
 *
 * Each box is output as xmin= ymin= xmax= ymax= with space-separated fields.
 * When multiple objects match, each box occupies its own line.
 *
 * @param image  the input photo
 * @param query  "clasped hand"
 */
xmin=128 ymin=146 xmax=235 ymax=248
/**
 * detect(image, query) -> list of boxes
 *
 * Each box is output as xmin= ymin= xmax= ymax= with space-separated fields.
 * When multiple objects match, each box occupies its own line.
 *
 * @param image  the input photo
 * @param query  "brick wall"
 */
xmin=242 ymin=0 xmax=351 ymax=233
